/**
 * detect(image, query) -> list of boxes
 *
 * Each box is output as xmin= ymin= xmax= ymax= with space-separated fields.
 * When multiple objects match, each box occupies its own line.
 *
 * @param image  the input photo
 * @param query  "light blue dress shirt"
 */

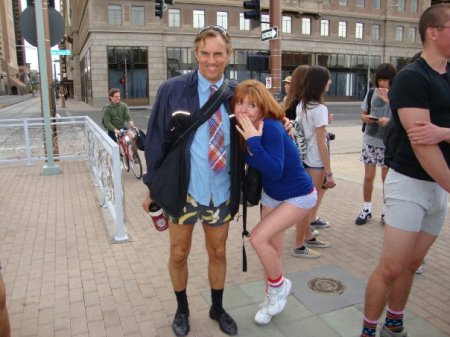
xmin=188 ymin=72 xmax=231 ymax=207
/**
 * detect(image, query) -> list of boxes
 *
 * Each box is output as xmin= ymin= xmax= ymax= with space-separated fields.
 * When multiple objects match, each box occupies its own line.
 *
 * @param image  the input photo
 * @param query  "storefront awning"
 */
xmin=9 ymin=77 xmax=26 ymax=87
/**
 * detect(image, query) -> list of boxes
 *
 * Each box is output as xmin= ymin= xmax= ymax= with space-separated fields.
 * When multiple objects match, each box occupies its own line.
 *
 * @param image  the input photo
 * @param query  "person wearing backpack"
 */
xmin=355 ymin=63 xmax=396 ymax=225
xmin=359 ymin=4 xmax=450 ymax=337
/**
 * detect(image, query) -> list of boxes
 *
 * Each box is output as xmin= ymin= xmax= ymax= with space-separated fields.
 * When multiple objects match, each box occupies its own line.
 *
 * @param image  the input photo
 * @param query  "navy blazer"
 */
xmin=143 ymin=70 xmax=242 ymax=218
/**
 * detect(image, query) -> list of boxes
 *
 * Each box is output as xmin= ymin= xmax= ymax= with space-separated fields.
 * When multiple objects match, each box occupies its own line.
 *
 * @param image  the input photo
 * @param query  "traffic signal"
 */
xmin=155 ymin=0 xmax=165 ymax=18
xmin=58 ymin=37 xmax=66 ymax=50
xmin=243 ymin=0 xmax=260 ymax=22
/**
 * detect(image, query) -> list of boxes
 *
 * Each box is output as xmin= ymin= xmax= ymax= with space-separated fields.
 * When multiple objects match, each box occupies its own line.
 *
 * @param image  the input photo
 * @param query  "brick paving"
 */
xmin=0 ymin=98 xmax=449 ymax=336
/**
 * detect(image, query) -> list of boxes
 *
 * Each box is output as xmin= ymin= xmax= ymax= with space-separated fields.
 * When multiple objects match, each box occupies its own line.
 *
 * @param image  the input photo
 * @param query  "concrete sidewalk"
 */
xmin=0 ymin=99 xmax=449 ymax=337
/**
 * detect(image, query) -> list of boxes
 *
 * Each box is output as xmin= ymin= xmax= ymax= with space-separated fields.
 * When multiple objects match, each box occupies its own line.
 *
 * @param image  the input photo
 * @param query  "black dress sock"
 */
xmin=211 ymin=288 xmax=225 ymax=315
xmin=175 ymin=290 xmax=189 ymax=314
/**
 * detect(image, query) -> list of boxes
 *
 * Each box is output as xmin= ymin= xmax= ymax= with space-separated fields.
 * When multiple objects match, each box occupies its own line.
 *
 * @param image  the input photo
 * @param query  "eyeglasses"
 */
xmin=198 ymin=25 xmax=228 ymax=36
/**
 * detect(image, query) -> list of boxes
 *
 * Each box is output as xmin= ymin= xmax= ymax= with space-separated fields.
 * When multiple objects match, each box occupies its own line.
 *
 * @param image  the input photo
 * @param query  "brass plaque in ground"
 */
xmin=307 ymin=278 xmax=347 ymax=295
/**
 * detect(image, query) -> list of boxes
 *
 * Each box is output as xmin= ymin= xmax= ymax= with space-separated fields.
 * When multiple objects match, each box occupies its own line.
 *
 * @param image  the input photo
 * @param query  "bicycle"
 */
xmin=117 ymin=128 xmax=143 ymax=179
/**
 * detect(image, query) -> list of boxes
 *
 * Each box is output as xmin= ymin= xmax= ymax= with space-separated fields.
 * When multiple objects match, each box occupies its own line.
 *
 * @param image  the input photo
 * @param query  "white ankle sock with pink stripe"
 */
xmin=267 ymin=274 xmax=284 ymax=288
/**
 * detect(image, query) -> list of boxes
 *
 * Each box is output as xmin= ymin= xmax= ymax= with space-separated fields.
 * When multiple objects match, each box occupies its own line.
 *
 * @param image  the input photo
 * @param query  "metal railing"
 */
xmin=0 ymin=116 xmax=128 ymax=242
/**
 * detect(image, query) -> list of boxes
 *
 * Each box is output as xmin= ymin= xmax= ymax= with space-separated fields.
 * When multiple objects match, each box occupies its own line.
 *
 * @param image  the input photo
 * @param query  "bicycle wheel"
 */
xmin=120 ymin=142 xmax=130 ymax=172
xmin=128 ymin=143 xmax=142 ymax=179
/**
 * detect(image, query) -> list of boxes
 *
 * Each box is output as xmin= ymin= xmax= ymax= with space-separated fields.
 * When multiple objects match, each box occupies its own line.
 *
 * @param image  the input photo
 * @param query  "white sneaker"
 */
xmin=266 ymin=278 xmax=292 ymax=316
xmin=311 ymin=226 xmax=320 ymax=237
xmin=254 ymin=295 xmax=272 ymax=325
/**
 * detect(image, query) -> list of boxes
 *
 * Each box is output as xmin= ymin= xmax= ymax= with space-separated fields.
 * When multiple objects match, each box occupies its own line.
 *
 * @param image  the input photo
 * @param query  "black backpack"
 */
xmin=383 ymin=117 xmax=404 ymax=168
xmin=384 ymin=57 xmax=433 ymax=168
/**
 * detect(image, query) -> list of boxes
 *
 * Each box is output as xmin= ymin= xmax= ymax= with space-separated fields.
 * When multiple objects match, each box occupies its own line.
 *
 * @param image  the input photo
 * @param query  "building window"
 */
xmin=131 ymin=6 xmax=144 ymax=26
xmin=408 ymin=27 xmax=416 ymax=42
xmin=320 ymin=20 xmax=329 ymax=36
xmin=282 ymin=16 xmax=291 ymax=33
xmin=411 ymin=0 xmax=418 ymax=13
xmin=107 ymin=47 xmax=149 ymax=102
xmin=398 ymin=0 xmax=405 ymax=11
xmin=240 ymin=13 xmax=250 ymax=31
xmin=372 ymin=24 xmax=380 ymax=40
xmin=396 ymin=26 xmax=404 ymax=41
xmin=355 ymin=23 xmax=363 ymax=39
xmin=193 ymin=10 xmax=205 ymax=29
xmin=356 ymin=0 xmax=364 ymax=7
xmin=217 ymin=11 xmax=228 ymax=29
xmin=372 ymin=0 xmax=380 ymax=9
xmin=338 ymin=21 xmax=347 ymax=38
xmin=339 ymin=0 xmax=348 ymax=5
xmin=168 ymin=9 xmax=181 ymax=27
xmin=302 ymin=18 xmax=311 ymax=35
xmin=108 ymin=5 xmax=122 ymax=25
xmin=261 ymin=14 xmax=269 ymax=31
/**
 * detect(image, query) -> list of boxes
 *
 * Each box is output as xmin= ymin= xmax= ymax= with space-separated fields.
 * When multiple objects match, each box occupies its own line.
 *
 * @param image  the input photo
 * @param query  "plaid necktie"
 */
xmin=208 ymin=85 xmax=226 ymax=173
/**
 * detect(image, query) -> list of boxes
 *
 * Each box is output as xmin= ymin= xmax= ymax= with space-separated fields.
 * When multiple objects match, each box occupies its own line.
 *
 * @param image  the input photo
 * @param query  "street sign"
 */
xmin=51 ymin=49 xmax=71 ymax=56
xmin=261 ymin=26 xmax=278 ymax=41
xmin=265 ymin=76 xmax=272 ymax=89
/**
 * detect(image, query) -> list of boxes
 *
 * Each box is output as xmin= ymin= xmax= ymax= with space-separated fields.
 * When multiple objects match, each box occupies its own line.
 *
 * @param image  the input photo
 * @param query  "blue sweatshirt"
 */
xmin=245 ymin=118 xmax=314 ymax=201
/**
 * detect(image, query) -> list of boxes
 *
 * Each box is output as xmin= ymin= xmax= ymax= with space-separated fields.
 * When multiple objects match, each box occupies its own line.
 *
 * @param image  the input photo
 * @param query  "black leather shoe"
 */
xmin=172 ymin=311 xmax=190 ymax=337
xmin=209 ymin=306 xmax=238 ymax=335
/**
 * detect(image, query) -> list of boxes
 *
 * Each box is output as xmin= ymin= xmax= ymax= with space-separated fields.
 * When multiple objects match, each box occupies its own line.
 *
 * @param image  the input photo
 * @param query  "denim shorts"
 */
xmin=384 ymin=170 xmax=447 ymax=236
xmin=261 ymin=188 xmax=317 ymax=210
xmin=169 ymin=194 xmax=232 ymax=226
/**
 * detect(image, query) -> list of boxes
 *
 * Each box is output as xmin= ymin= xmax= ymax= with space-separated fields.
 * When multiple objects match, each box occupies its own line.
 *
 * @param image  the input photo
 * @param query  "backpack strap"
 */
xmin=362 ymin=87 xmax=375 ymax=132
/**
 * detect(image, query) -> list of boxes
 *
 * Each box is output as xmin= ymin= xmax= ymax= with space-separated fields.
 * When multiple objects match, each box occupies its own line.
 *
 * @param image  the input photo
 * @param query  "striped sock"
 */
xmin=267 ymin=274 xmax=284 ymax=288
xmin=361 ymin=317 xmax=377 ymax=337
xmin=385 ymin=307 xmax=404 ymax=332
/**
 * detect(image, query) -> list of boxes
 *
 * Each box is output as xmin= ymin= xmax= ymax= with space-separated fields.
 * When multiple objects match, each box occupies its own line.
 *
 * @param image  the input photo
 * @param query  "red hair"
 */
xmin=231 ymin=80 xmax=285 ymax=121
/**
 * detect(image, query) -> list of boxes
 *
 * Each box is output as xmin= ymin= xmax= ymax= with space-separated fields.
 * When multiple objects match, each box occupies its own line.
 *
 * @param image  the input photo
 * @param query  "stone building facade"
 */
xmin=68 ymin=0 xmax=428 ymax=107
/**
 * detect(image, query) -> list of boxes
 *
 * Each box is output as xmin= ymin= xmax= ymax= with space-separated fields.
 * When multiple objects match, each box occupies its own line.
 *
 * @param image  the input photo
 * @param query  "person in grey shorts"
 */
xmin=359 ymin=4 xmax=450 ymax=337
xmin=0 ymin=263 xmax=11 ymax=337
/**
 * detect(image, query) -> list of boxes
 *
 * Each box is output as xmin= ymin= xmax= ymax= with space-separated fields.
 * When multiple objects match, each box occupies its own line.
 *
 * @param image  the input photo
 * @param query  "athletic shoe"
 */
xmin=311 ymin=218 xmax=330 ymax=229
xmin=254 ymin=295 xmax=272 ymax=325
xmin=266 ymin=278 xmax=292 ymax=316
xmin=291 ymin=247 xmax=321 ymax=258
xmin=355 ymin=208 xmax=372 ymax=225
xmin=380 ymin=325 xmax=409 ymax=337
xmin=305 ymin=238 xmax=330 ymax=248
xmin=416 ymin=263 xmax=424 ymax=274
xmin=311 ymin=227 xmax=320 ymax=237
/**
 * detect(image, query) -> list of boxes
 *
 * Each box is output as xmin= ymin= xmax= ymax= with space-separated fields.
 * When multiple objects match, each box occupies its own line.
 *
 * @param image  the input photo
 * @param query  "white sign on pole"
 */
xmin=261 ymin=27 xmax=278 ymax=41
xmin=265 ymin=77 xmax=272 ymax=89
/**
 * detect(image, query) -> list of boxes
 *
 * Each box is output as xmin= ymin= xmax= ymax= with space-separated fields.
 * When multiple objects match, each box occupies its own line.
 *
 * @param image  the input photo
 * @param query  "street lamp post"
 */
xmin=367 ymin=2 xmax=399 ymax=92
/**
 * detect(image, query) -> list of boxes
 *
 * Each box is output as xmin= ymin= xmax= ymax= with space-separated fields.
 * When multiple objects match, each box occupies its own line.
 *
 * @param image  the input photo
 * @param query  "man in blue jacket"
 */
xmin=142 ymin=26 xmax=240 ymax=337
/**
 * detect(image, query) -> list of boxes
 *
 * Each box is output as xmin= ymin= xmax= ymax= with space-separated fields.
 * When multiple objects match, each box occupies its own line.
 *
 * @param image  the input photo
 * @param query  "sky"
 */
xmin=20 ymin=0 xmax=61 ymax=73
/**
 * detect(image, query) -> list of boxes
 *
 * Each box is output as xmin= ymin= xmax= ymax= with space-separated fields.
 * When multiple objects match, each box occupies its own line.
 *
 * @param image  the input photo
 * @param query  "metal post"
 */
xmin=35 ymin=0 xmax=60 ymax=175
xmin=269 ymin=0 xmax=282 ymax=102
